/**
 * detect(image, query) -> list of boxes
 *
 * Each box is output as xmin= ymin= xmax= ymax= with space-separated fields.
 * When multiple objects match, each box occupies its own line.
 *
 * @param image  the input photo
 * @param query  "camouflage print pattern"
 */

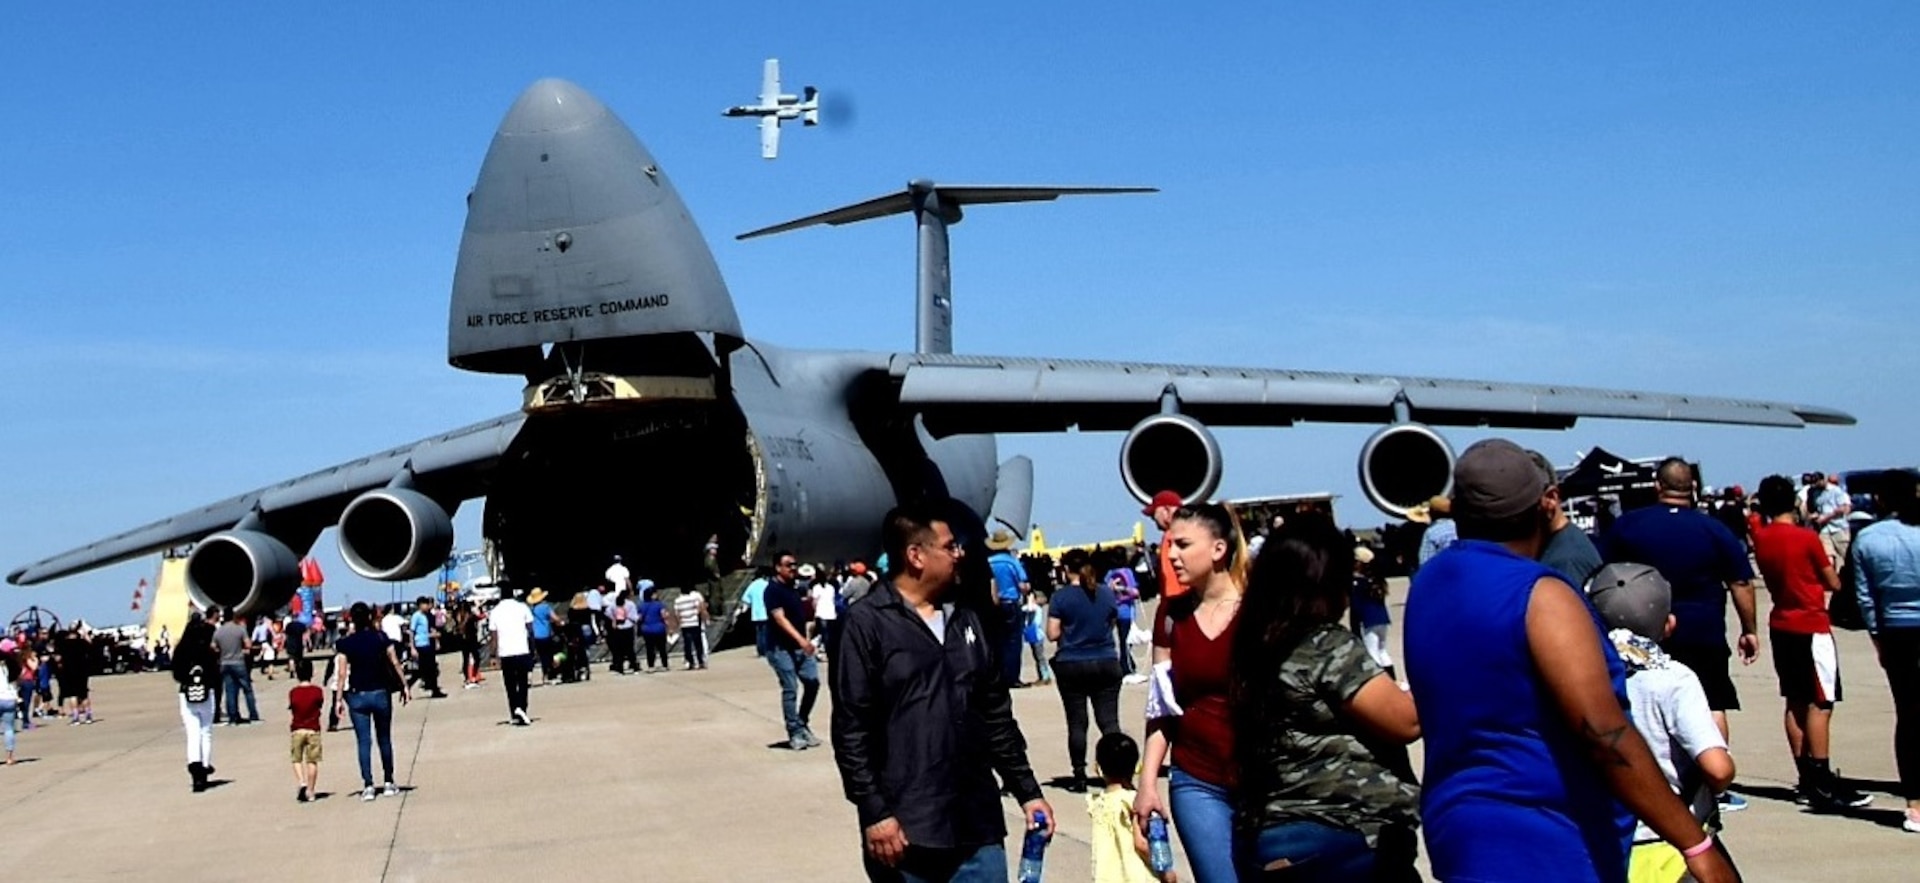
xmin=1236 ymin=624 xmax=1420 ymax=845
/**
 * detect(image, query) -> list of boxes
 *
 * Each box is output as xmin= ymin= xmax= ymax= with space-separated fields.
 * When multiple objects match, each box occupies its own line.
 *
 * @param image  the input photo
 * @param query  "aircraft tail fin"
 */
xmin=738 ymin=182 xmax=1154 ymax=355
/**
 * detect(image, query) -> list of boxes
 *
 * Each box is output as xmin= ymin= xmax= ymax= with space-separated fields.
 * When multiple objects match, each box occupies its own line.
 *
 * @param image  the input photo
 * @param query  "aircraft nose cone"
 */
xmin=500 ymin=78 xmax=612 ymax=135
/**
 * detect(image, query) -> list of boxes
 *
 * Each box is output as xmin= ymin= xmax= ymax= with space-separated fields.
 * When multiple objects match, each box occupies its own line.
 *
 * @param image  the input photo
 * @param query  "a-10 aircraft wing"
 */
xmin=888 ymin=352 xmax=1855 ymax=437
xmin=6 ymin=413 xmax=526 ymax=587
xmin=761 ymin=115 xmax=780 ymax=160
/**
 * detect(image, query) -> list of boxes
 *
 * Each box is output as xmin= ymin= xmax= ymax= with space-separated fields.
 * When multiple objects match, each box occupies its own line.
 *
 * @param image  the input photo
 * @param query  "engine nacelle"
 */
xmin=1119 ymin=413 xmax=1223 ymax=506
xmin=338 ymin=488 xmax=456 ymax=581
xmin=1357 ymin=423 xmax=1456 ymax=519
xmin=185 ymin=529 xmax=302 ymax=615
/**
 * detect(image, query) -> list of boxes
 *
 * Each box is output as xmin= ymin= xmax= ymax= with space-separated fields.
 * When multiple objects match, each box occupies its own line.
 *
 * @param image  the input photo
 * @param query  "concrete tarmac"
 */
xmin=2 ymin=585 xmax=1914 ymax=882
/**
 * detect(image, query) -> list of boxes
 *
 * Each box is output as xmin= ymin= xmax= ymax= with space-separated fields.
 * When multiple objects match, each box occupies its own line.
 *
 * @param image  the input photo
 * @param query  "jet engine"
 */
xmin=1119 ymin=413 xmax=1223 ymax=506
xmin=185 ymin=530 xmax=302 ymax=615
xmin=337 ymin=488 xmax=456 ymax=582
xmin=1357 ymin=423 xmax=1456 ymax=519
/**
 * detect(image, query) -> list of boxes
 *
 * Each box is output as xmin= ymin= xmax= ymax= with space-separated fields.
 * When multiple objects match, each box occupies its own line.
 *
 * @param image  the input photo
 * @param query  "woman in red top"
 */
xmin=1135 ymin=502 xmax=1249 ymax=883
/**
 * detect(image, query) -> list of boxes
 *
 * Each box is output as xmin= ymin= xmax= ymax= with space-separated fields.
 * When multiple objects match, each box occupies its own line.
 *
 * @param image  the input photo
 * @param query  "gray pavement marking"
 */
xmin=380 ymin=692 xmax=434 ymax=883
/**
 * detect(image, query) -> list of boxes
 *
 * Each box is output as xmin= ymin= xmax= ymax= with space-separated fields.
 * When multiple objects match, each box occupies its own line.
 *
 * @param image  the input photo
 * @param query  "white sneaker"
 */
xmin=513 ymin=708 xmax=532 ymax=726
xmin=361 ymin=786 xmax=377 ymax=802
xmin=383 ymin=781 xmax=399 ymax=797
xmin=1904 ymin=812 xmax=1920 ymax=834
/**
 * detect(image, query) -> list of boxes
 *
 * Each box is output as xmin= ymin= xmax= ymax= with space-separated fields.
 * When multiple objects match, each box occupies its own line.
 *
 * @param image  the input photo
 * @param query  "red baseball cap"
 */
xmin=1142 ymin=490 xmax=1184 ymax=517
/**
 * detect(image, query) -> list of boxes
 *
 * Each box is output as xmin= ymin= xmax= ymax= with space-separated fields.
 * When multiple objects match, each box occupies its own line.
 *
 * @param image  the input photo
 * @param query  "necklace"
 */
xmin=1199 ymin=597 xmax=1241 ymax=618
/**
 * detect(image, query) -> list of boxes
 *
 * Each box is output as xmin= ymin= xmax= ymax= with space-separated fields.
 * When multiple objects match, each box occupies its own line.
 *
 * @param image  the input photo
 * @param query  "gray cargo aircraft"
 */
xmin=7 ymin=79 xmax=1853 ymax=625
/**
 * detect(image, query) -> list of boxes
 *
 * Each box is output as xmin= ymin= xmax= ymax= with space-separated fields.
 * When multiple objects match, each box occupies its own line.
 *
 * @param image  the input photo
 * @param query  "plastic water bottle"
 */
xmin=1146 ymin=812 xmax=1174 ymax=874
xmin=1017 ymin=810 xmax=1050 ymax=883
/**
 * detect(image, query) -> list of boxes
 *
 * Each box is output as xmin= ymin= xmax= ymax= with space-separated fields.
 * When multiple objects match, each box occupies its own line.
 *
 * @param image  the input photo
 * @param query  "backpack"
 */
xmin=181 ymin=663 xmax=209 ymax=703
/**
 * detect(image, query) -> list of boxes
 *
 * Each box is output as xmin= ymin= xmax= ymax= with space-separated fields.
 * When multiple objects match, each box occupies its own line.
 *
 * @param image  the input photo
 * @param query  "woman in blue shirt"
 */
xmin=1046 ymin=548 xmax=1123 ymax=793
xmin=332 ymin=602 xmax=410 ymax=801
xmin=638 ymin=584 xmax=672 ymax=672
xmin=1853 ymin=468 xmax=1920 ymax=833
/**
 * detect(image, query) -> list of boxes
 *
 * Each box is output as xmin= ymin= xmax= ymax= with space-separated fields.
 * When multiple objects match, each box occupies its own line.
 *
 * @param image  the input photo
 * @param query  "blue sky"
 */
xmin=4 ymin=4 xmax=1915 ymax=627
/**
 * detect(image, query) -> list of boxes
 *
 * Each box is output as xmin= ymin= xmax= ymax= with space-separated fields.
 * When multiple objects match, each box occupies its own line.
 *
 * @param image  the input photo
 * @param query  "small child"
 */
xmin=1587 ymin=563 xmax=1736 ymax=882
xmin=1089 ymin=732 xmax=1175 ymax=883
xmin=288 ymin=659 xmax=324 ymax=803
xmin=1023 ymin=589 xmax=1051 ymax=686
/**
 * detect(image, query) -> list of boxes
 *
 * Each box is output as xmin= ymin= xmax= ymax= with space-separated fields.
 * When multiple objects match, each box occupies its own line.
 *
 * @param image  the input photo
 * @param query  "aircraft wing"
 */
xmin=886 ymin=353 xmax=1856 ymax=437
xmin=6 ymin=413 xmax=526 ymax=586
xmin=760 ymin=115 xmax=780 ymax=160
xmin=761 ymin=58 xmax=780 ymax=106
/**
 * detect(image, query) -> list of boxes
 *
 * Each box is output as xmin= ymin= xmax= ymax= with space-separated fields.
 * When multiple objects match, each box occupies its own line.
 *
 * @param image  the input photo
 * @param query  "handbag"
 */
xmin=1829 ymin=558 xmax=1865 ymax=631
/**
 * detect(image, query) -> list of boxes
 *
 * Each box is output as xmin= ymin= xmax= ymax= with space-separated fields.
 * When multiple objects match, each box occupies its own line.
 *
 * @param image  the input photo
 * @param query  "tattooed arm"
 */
xmin=1526 ymin=577 xmax=1735 ymax=883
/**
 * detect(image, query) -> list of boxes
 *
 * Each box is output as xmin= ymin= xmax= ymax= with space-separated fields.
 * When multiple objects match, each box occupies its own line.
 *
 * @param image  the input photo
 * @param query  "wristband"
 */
xmin=1681 ymin=835 xmax=1714 ymax=858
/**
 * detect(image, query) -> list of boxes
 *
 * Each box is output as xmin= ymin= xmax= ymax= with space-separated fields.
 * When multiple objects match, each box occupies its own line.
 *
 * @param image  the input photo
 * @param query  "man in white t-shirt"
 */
xmin=1588 ymin=563 xmax=1735 ymax=875
xmin=605 ymin=556 xmax=632 ymax=596
xmin=809 ymin=568 xmax=839 ymax=663
xmin=488 ymin=589 xmax=538 ymax=726
xmin=380 ymin=606 xmax=407 ymax=646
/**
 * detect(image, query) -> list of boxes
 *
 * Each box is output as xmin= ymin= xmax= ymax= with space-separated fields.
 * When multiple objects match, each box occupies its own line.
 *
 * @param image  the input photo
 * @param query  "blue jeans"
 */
xmin=345 ymin=690 xmax=395 ymax=786
xmin=863 ymin=842 xmax=1007 ymax=883
xmin=0 ymin=701 xmax=15 ymax=755
xmin=999 ymin=601 xmax=1025 ymax=686
xmin=754 ymin=620 xmax=770 ymax=657
xmin=1169 ymin=766 xmax=1238 ymax=883
xmin=1236 ymin=820 xmax=1373 ymax=880
xmin=766 ymin=647 xmax=819 ymax=739
xmin=220 ymin=662 xmax=258 ymax=722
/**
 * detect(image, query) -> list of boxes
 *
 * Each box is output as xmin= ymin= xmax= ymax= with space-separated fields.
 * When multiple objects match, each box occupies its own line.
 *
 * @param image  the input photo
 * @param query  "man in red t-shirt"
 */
xmin=1749 ymin=475 xmax=1869 ymax=810
xmin=1144 ymin=490 xmax=1186 ymax=601
xmin=287 ymin=658 xmax=325 ymax=803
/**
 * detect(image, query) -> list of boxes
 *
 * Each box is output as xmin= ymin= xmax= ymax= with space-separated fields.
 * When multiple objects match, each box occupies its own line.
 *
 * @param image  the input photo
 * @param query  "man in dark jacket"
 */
xmin=831 ymin=501 xmax=1054 ymax=882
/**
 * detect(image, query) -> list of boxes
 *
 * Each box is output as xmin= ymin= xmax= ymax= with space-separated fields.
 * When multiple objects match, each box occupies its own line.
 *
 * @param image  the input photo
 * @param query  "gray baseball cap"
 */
xmin=1452 ymin=438 xmax=1549 ymax=520
xmin=1586 ymin=562 xmax=1671 ymax=640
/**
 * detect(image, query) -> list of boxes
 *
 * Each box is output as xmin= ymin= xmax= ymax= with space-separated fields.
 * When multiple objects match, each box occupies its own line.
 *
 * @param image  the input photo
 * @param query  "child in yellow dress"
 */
xmin=1089 ymin=732 xmax=1176 ymax=883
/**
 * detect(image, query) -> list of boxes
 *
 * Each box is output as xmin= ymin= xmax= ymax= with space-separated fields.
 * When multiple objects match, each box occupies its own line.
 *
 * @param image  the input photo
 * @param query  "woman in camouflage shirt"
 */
xmin=1230 ymin=514 xmax=1422 ymax=881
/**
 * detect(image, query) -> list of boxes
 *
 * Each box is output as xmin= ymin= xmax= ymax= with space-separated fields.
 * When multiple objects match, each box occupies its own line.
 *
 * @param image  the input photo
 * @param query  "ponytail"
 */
xmin=1172 ymin=501 xmax=1251 ymax=592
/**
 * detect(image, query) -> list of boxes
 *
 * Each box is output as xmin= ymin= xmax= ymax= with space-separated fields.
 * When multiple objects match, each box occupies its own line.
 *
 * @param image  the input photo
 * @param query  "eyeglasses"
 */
xmin=777 ymin=561 xmax=797 ymax=569
xmin=915 ymin=539 xmax=963 ymax=555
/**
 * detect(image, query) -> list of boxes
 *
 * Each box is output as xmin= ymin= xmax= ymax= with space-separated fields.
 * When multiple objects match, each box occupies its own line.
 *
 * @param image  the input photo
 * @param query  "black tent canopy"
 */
xmin=1557 ymin=447 xmax=1663 ymax=504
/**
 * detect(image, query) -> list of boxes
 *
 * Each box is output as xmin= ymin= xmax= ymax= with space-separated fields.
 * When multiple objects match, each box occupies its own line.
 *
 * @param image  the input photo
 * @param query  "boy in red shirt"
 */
xmin=1750 ymin=475 xmax=1870 ymax=810
xmin=288 ymin=659 xmax=324 ymax=803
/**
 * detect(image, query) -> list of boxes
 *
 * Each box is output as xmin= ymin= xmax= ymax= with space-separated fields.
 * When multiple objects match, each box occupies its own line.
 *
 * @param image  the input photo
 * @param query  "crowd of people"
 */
xmin=821 ymin=452 xmax=1920 ymax=883
xmin=22 ymin=450 xmax=1915 ymax=883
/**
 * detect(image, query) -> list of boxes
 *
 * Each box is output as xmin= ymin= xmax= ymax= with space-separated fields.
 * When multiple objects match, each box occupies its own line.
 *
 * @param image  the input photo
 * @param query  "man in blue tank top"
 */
xmin=1405 ymin=439 xmax=1735 ymax=883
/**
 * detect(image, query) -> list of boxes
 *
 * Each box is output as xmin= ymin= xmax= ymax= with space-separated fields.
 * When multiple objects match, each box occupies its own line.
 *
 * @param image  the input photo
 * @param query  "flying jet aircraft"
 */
xmin=8 ymin=79 xmax=1853 ymax=638
xmin=722 ymin=58 xmax=818 ymax=159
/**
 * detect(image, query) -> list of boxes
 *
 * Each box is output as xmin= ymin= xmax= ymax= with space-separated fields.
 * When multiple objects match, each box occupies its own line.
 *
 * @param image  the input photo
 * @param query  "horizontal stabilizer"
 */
xmin=737 ymin=185 xmax=1157 ymax=240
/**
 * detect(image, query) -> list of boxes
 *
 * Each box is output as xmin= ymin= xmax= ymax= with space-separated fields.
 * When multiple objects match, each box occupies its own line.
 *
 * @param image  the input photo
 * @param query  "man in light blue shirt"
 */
xmin=986 ymin=529 xmax=1030 ymax=686
xmin=409 ymin=596 xmax=446 ymax=698
xmin=740 ymin=566 xmax=773 ymax=656
xmin=1810 ymin=473 xmax=1854 ymax=564
xmin=1417 ymin=495 xmax=1458 ymax=573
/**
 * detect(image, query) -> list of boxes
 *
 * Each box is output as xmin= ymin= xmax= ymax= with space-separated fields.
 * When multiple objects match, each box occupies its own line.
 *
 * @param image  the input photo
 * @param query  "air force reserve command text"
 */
xmin=467 ymin=294 xmax=670 ymax=328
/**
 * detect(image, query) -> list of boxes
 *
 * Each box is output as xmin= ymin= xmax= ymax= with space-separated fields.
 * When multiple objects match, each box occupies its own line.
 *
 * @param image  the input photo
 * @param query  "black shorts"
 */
xmin=58 ymin=678 xmax=88 ymax=702
xmin=1665 ymin=642 xmax=1740 ymax=712
xmin=1770 ymin=628 xmax=1841 ymax=706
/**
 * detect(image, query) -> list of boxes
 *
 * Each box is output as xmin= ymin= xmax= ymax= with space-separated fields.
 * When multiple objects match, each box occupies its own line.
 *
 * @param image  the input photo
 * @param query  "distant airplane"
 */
xmin=9 ymin=79 xmax=1852 ymax=641
xmin=722 ymin=58 xmax=818 ymax=159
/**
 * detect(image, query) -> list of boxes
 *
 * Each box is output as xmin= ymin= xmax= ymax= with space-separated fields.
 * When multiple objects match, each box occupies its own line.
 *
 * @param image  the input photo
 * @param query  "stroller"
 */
xmin=561 ymin=606 xmax=595 ymax=683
